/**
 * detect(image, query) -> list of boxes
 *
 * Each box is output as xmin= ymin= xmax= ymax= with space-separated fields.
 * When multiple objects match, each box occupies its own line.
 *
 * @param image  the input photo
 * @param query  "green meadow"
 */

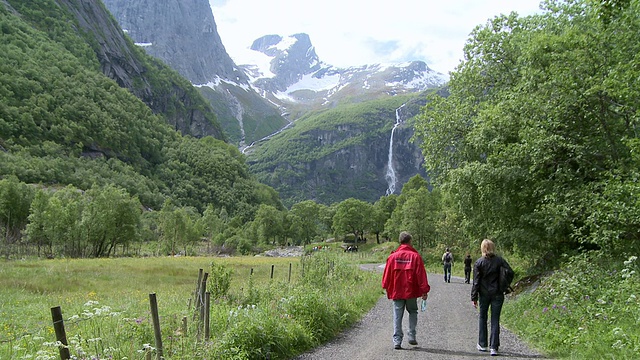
xmin=0 ymin=252 xmax=382 ymax=359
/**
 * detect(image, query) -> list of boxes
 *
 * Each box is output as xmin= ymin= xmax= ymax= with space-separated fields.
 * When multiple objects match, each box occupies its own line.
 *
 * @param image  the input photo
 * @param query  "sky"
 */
xmin=209 ymin=0 xmax=544 ymax=75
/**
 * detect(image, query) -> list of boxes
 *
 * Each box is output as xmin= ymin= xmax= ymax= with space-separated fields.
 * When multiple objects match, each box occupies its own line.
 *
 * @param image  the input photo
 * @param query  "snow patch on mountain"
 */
xmin=233 ymin=33 xmax=448 ymax=110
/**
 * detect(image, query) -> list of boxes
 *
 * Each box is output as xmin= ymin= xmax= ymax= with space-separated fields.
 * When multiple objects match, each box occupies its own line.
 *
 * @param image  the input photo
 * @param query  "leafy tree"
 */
xmin=25 ymin=189 xmax=51 ymax=256
xmin=414 ymin=0 xmax=640 ymax=257
xmin=200 ymin=204 xmax=224 ymax=253
xmin=81 ymin=184 xmax=141 ymax=257
xmin=253 ymin=204 xmax=284 ymax=245
xmin=0 ymin=176 xmax=34 ymax=245
xmin=372 ymin=195 xmax=398 ymax=243
xmin=332 ymin=198 xmax=373 ymax=242
xmin=289 ymin=200 xmax=321 ymax=245
xmin=47 ymin=186 xmax=84 ymax=257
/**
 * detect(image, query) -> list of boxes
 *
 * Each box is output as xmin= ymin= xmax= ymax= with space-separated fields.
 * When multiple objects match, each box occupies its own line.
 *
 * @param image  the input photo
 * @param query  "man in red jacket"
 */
xmin=382 ymin=231 xmax=430 ymax=349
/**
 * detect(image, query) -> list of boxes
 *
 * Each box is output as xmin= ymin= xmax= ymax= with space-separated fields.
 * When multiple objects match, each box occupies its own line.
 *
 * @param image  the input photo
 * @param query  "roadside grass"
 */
xmin=0 ymin=252 xmax=382 ymax=359
xmin=502 ymin=253 xmax=640 ymax=359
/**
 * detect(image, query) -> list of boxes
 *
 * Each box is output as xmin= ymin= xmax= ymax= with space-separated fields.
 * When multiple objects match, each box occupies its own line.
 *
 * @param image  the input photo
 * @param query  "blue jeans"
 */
xmin=443 ymin=263 xmax=452 ymax=282
xmin=478 ymin=293 xmax=504 ymax=350
xmin=393 ymin=298 xmax=418 ymax=345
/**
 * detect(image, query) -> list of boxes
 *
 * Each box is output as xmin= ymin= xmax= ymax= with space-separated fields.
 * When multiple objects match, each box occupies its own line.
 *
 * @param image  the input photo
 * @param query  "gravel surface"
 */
xmin=294 ymin=264 xmax=548 ymax=360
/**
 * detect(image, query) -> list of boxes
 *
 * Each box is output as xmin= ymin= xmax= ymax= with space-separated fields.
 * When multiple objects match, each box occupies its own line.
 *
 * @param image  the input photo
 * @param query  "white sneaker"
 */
xmin=490 ymin=348 xmax=499 ymax=356
xmin=477 ymin=344 xmax=488 ymax=352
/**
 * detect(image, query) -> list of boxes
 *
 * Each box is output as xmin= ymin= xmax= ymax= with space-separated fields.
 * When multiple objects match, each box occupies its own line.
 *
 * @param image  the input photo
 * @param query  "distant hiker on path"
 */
xmin=382 ymin=231 xmax=430 ymax=350
xmin=471 ymin=239 xmax=514 ymax=356
xmin=464 ymin=253 xmax=473 ymax=284
xmin=442 ymin=248 xmax=454 ymax=283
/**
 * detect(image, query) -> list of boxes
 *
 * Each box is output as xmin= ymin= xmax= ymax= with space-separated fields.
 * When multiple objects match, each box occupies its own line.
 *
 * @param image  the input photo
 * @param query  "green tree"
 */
xmin=332 ymin=198 xmax=373 ymax=242
xmin=0 ymin=176 xmax=34 ymax=246
xmin=25 ymin=189 xmax=51 ymax=256
xmin=254 ymin=204 xmax=284 ymax=245
xmin=414 ymin=0 xmax=640 ymax=257
xmin=372 ymin=195 xmax=397 ymax=243
xmin=289 ymin=200 xmax=321 ymax=245
xmin=81 ymin=184 xmax=141 ymax=257
xmin=200 ymin=204 xmax=224 ymax=253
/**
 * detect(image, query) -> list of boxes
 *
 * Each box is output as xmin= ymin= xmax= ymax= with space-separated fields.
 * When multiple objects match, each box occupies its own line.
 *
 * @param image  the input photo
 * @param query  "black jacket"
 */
xmin=471 ymin=255 xmax=511 ymax=301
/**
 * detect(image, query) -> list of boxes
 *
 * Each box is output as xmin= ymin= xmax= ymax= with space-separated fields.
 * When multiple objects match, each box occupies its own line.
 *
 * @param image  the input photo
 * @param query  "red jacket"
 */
xmin=382 ymin=244 xmax=430 ymax=300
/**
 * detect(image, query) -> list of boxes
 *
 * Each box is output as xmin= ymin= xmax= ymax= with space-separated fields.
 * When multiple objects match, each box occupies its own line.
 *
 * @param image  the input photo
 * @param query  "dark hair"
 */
xmin=399 ymin=231 xmax=412 ymax=244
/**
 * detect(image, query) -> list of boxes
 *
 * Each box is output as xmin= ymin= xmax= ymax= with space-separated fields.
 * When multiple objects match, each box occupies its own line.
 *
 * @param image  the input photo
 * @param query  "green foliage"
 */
xmin=503 ymin=253 xmax=640 ymax=358
xmin=413 ymin=0 xmax=640 ymax=258
xmin=0 ymin=0 xmax=283 ymax=241
xmin=247 ymin=94 xmax=417 ymax=206
xmin=209 ymin=261 xmax=232 ymax=300
xmin=0 ymin=255 xmax=380 ymax=360
xmin=332 ymin=198 xmax=373 ymax=241
xmin=0 ymin=175 xmax=34 ymax=243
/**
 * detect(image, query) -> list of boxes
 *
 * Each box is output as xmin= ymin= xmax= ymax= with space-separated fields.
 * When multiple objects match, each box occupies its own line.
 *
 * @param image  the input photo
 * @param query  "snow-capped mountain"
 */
xmin=235 ymin=33 xmax=449 ymax=113
xmin=102 ymin=0 xmax=448 ymax=147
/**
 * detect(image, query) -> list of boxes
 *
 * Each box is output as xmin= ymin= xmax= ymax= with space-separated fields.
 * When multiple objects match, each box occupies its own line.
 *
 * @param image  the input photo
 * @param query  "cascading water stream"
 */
xmin=385 ymin=104 xmax=406 ymax=195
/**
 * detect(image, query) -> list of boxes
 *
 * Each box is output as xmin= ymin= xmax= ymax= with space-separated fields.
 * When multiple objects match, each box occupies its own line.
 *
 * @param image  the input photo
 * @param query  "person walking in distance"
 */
xmin=442 ymin=247 xmax=454 ymax=283
xmin=471 ymin=239 xmax=514 ymax=356
xmin=464 ymin=253 xmax=473 ymax=284
xmin=382 ymin=231 xmax=431 ymax=350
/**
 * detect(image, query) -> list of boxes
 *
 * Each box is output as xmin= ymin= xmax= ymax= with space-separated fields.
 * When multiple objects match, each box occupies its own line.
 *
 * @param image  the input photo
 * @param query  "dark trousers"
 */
xmin=464 ymin=267 xmax=471 ymax=283
xmin=478 ymin=293 xmax=504 ymax=350
xmin=443 ymin=263 xmax=452 ymax=282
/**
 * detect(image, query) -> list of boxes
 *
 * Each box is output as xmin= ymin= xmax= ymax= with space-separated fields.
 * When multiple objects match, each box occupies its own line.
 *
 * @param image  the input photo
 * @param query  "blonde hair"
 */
xmin=481 ymin=239 xmax=495 ymax=257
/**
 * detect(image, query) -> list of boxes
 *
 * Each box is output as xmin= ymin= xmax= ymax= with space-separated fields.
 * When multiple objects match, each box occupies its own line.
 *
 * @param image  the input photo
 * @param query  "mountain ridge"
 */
xmin=100 ymin=0 xmax=449 ymax=205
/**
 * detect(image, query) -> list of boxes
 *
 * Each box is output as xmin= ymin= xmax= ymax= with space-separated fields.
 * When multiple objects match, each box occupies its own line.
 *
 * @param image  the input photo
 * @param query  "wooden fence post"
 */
xmin=149 ymin=293 xmax=164 ymax=360
xmin=191 ymin=269 xmax=204 ymax=320
xmin=270 ymin=264 xmax=274 ymax=279
xmin=288 ymin=263 xmax=292 ymax=282
xmin=204 ymin=292 xmax=211 ymax=340
xmin=199 ymin=273 xmax=208 ymax=324
xmin=50 ymin=306 xmax=70 ymax=360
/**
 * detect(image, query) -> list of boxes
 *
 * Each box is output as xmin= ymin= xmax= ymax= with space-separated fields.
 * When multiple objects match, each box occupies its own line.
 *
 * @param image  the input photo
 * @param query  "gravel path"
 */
xmin=295 ymin=265 xmax=547 ymax=359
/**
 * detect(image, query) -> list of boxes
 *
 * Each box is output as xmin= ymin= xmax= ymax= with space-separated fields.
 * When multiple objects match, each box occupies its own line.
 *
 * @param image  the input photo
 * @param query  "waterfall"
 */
xmin=385 ymin=104 xmax=406 ymax=195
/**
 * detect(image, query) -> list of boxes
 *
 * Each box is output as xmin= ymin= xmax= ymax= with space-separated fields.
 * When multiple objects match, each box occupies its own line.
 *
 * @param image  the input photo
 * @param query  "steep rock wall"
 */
xmin=58 ymin=0 xmax=225 ymax=140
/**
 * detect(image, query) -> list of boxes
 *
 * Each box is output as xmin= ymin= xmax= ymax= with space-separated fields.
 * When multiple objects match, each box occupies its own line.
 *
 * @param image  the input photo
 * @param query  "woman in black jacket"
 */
xmin=471 ymin=239 xmax=513 ymax=356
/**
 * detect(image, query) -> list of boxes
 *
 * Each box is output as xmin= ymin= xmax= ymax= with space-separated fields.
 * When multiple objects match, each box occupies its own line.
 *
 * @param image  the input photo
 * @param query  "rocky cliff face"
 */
xmin=102 ymin=0 xmax=244 ymax=85
xmin=102 ymin=0 xmax=288 ymax=146
xmin=58 ymin=0 xmax=225 ymax=140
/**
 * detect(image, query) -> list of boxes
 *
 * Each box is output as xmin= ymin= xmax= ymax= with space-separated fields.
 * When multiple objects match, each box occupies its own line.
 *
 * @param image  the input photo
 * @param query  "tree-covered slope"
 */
xmin=246 ymin=93 xmax=431 ymax=206
xmin=0 ymin=0 xmax=282 ymax=216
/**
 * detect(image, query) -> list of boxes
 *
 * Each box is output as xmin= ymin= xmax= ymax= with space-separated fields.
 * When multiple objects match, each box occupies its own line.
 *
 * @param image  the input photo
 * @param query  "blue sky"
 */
xmin=210 ymin=0 xmax=543 ymax=75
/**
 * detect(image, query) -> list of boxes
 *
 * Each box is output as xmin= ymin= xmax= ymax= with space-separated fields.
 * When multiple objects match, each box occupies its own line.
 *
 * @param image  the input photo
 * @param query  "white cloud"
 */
xmin=210 ymin=0 xmax=543 ymax=75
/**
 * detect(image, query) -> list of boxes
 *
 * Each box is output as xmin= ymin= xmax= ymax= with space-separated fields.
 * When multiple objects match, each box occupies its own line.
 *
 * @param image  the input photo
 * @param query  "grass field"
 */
xmin=0 ymin=252 xmax=382 ymax=359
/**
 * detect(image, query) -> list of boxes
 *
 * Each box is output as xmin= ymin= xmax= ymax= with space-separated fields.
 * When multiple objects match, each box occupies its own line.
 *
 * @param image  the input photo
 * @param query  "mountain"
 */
xmin=237 ymin=33 xmax=448 ymax=121
xmin=61 ymin=0 xmax=225 ymax=140
xmin=0 ymin=0 xmax=283 ymax=215
xmin=102 ymin=0 xmax=289 ymax=147
xmin=236 ymin=34 xmax=447 ymax=205
xmin=100 ymin=0 xmax=449 ymax=205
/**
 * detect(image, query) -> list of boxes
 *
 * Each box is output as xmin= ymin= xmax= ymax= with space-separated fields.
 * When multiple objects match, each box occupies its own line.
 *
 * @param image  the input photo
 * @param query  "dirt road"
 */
xmin=295 ymin=265 xmax=546 ymax=359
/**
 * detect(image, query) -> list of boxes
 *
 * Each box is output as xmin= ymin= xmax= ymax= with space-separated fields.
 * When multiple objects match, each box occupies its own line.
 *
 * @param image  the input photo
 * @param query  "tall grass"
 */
xmin=502 ymin=253 xmax=640 ymax=359
xmin=0 ymin=252 xmax=382 ymax=359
